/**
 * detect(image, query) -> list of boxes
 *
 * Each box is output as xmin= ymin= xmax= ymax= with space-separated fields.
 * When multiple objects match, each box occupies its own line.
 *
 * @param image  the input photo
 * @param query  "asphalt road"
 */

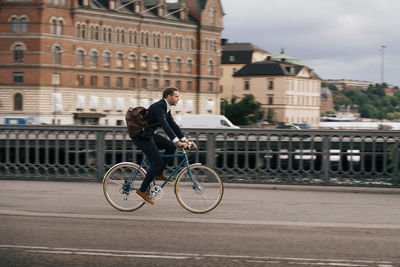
xmin=1 ymin=180 xmax=400 ymax=267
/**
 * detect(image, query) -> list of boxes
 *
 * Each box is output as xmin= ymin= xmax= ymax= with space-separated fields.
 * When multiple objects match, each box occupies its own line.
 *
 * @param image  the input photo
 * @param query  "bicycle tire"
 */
xmin=175 ymin=165 xmax=223 ymax=213
xmin=103 ymin=162 xmax=146 ymax=212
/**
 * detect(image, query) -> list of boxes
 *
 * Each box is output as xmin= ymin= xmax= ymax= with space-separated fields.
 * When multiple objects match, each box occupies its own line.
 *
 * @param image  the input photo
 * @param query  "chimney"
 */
xmin=221 ymin=38 xmax=228 ymax=46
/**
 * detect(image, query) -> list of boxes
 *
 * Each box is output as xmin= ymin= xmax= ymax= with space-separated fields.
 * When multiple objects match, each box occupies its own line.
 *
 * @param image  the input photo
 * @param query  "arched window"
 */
xmin=58 ymin=19 xmax=64 ymax=35
xmin=14 ymin=93 xmax=23 ymax=111
xmin=152 ymin=56 xmax=160 ymax=71
xmin=76 ymin=50 xmax=84 ymax=65
xmin=107 ymin=28 xmax=112 ymax=42
xmin=82 ymin=24 xmax=86 ymax=39
xmin=164 ymin=57 xmax=171 ymax=72
xmin=186 ymin=58 xmax=193 ymax=73
xmin=116 ymin=53 xmax=124 ymax=68
xmin=133 ymin=31 xmax=137 ymax=44
xmin=128 ymin=54 xmax=136 ymax=69
xmin=94 ymin=26 xmax=99 ymax=40
xmin=176 ymin=58 xmax=182 ymax=73
xmin=140 ymin=54 xmax=148 ymax=70
xmin=103 ymin=51 xmax=111 ymax=67
xmin=14 ymin=44 xmax=24 ymax=62
xmin=121 ymin=29 xmax=125 ymax=43
xmin=51 ymin=19 xmax=57 ymax=34
xmin=90 ymin=51 xmax=98 ymax=66
xmin=207 ymin=59 xmax=214 ymax=75
xmin=209 ymin=6 xmax=216 ymax=24
xmin=103 ymin=26 xmax=107 ymax=41
xmin=53 ymin=46 xmax=62 ymax=64
xmin=20 ymin=18 xmax=28 ymax=33
xmin=76 ymin=24 xmax=81 ymax=38
xmin=11 ymin=18 xmax=18 ymax=33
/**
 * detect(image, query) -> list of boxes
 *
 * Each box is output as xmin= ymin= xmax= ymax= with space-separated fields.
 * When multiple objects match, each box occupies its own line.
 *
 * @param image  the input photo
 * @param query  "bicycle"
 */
xmin=102 ymin=148 xmax=224 ymax=214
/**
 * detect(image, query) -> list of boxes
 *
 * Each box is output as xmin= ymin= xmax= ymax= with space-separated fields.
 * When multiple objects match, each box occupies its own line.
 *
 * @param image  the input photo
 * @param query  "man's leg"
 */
xmin=154 ymin=134 xmax=176 ymax=166
xmin=132 ymin=135 xmax=164 ymax=192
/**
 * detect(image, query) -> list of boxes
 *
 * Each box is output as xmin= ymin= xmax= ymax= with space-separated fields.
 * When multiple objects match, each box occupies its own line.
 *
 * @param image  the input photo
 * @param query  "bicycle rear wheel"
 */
xmin=103 ymin=162 xmax=146 ymax=211
xmin=175 ymin=165 xmax=223 ymax=213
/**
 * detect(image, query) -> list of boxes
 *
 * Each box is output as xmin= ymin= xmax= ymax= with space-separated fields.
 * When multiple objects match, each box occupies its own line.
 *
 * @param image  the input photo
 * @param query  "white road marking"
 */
xmin=0 ymin=244 xmax=395 ymax=266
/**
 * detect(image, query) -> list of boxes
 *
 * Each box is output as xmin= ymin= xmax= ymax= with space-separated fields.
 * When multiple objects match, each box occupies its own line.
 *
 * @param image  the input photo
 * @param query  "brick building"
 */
xmin=0 ymin=0 xmax=224 ymax=125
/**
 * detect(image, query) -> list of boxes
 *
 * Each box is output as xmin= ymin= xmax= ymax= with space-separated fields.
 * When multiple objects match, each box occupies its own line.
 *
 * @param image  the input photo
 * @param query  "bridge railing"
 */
xmin=0 ymin=125 xmax=399 ymax=187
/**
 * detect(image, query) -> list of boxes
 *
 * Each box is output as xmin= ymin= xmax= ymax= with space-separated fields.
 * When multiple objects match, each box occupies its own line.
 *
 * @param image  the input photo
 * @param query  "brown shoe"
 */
xmin=154 ymin=173 xmax=174 ymax=183
xmin=136 ymin=190 xmax=154 ymax=205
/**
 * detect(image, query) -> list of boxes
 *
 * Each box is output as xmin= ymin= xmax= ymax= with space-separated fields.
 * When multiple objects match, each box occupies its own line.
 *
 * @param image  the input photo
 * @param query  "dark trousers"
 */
xmin=132 ymin=134 xmax=176 ymax=192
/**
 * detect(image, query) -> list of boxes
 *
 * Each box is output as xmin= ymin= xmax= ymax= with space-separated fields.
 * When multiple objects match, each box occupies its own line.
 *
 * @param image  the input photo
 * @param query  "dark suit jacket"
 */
xmin=143 ymin=99 xmax=184 ymax=141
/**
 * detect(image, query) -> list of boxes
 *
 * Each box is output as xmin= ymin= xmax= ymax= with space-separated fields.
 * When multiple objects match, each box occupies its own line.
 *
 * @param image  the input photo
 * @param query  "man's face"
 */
xmin=166 ymin=90 xmax=180 ymax=106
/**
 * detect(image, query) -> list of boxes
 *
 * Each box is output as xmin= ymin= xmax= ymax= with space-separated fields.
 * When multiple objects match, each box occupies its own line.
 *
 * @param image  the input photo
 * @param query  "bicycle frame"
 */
xmin=127 ymin=149 xmax=201 ymax=190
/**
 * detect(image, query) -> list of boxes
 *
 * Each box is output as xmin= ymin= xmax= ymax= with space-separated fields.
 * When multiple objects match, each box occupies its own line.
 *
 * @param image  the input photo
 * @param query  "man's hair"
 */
xmin=163 ymin=87 xmax=178 ymax=99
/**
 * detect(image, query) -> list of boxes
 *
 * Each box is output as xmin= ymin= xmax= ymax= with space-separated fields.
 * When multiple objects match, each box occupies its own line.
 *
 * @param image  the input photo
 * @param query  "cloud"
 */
xmin=221 ymin=0 xmax=400 ymax=86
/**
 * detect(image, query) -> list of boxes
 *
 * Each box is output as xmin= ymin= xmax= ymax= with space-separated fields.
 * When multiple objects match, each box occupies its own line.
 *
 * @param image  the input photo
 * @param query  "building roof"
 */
xmin=222 ymin=42 xmax=268 ymax=52
xmin=221 ymin=42 xmax=270 ymax=64
xmin=271 ymin=48 xmax=303 ymax=65
xmin=233 ymin=60 xmax=320 ymax=79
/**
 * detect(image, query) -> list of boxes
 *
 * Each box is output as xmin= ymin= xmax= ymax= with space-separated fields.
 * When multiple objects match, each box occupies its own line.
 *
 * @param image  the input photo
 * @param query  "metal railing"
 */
xmin=0 ymin=125 xmax=399 ymax=187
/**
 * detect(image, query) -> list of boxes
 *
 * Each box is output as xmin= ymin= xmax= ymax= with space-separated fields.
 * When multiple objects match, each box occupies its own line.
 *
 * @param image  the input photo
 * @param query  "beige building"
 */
xmin=233 ymin=60 xmax=322 ymax=127
xmin=220 ymin=42 xmax=271 ymax=100
xmin=0 ymin=0 xmax=224 ymax=125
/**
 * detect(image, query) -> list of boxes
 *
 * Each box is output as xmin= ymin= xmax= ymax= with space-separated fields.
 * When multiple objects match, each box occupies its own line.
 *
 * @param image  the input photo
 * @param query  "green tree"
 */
xmin=222 ymin=94 xmax=264 ymax=126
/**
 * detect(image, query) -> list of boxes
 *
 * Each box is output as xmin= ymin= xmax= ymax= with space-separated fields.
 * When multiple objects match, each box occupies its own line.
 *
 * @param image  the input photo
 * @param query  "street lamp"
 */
xmin=379 ymin=45 xmax=386 ymax=84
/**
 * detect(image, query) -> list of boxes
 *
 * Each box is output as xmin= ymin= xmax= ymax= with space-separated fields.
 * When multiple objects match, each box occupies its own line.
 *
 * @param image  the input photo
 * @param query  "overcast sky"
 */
xmin=220 ymin=0 xmax=399 ymax=87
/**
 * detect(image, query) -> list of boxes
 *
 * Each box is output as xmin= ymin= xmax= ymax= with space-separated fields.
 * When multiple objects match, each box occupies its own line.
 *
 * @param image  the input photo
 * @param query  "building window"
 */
xmin=90 ymin=75 xmax=98 ymax=87
xmin=128 ymin=54 xmax=136 ymax=69
xmin=13 ymin=44 xmax=24 ymax=62
xmin=141 ymin=78 xmax=147 ymax=89
xmin=186 ymin=59 xmax=193 ymax=73
xmin=11 ymin=17 xmax=18 ymax=33
xmin=164 ymin=80 xmax=170 ymax=87
xmin=104 ymin=76 xmax=110 ymax=88
xmin=58 ymin=19 xmax=64 ymax=35
xmin=50 ymin=19 xmax=57 ymax=34
xmin=117 ymin=77 xmax=123 ymax=88
xmin=153 ymin=79 xmax=159 ymax=89
xmin=164 ymin=57 xmax=171 ymax=72
xmin=90 ymin=51 xmax=98 ymax=66
xmin=77 ymin=75 xmax=84 ymax=86
xmin=176 ymin=80 xmax=181 ymax=90
xmin=116 ymin=53 xmax=123 ymax=68
xmin=129 ymin=78 xmax=135 ymax=89
xmin=52 ymin=73 xmax=60 ymax=85
xmin=76 ymin=50 xmax=84 ymax=66
xmin=207 ymin=59 xmax=214 ymax=75
xmin=13 ymin=72 xmax=23 ymax=84
xmin=176 ymin=58 xmax=182 ymax=73
xmin=187 ymin=81 xmax=192 ymax=91
xmin=210 ymin=6 xmax=216 ymax=24
xmin=268 ymin=95 xmax=274 ymax=105
xmin=141 ymin=54 xmax=148 ymax=70
xmin=244 ymin=80 xmax=250 ymax=90
xmin=53 ymin=46 xmax=62 ymax=64
xmin=152 ymin=56 xmax=160 ymax=71
xmin=103 ymin=52 xmax=111 ymax=67
xmin=208 ymin=82 xmax=213 ymax=92
xmin=268 ymin=80 xmax=274 ymax=90
xmin=229 ymin=56 xmax=235 ymax=62
xmin=14 ymin=93 xmax=23 ymax=111
xmin=20 ymin=18 xmax=28 ymax=33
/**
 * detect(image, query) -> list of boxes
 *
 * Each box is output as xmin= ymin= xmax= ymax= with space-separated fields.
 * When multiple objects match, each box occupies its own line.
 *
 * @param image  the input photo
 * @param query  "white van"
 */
xmin=178 ymin=114 xmax=240 ymax=129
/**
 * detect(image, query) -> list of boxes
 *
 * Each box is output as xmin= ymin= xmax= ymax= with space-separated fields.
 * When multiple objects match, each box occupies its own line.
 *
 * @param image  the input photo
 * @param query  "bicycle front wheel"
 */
xmin=103 ymin=162 xmax=146 ymax=212
xmin=175 ymin=165 xmax=223 ymax=213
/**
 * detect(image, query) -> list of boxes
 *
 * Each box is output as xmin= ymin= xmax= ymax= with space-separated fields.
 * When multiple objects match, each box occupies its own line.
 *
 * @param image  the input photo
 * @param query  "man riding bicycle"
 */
xmin=132 ymin=87 xmax=197 ymax=205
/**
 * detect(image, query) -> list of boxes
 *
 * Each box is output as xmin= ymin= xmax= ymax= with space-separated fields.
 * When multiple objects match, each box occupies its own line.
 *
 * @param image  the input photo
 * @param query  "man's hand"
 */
xmin=176 ymin=141 xmax=189 ymax=149
xmin=187 ymin=141 xmax=197 ymax=150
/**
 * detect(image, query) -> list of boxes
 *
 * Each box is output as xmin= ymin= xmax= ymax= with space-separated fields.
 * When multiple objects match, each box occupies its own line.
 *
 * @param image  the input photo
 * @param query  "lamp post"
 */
xmin=379 ymin=45 xmax=386 ymax=84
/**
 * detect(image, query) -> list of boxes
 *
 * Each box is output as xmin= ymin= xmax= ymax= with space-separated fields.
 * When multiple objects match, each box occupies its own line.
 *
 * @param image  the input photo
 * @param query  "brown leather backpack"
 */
xmin=125 ymin=106 xmax=149 ymax=139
